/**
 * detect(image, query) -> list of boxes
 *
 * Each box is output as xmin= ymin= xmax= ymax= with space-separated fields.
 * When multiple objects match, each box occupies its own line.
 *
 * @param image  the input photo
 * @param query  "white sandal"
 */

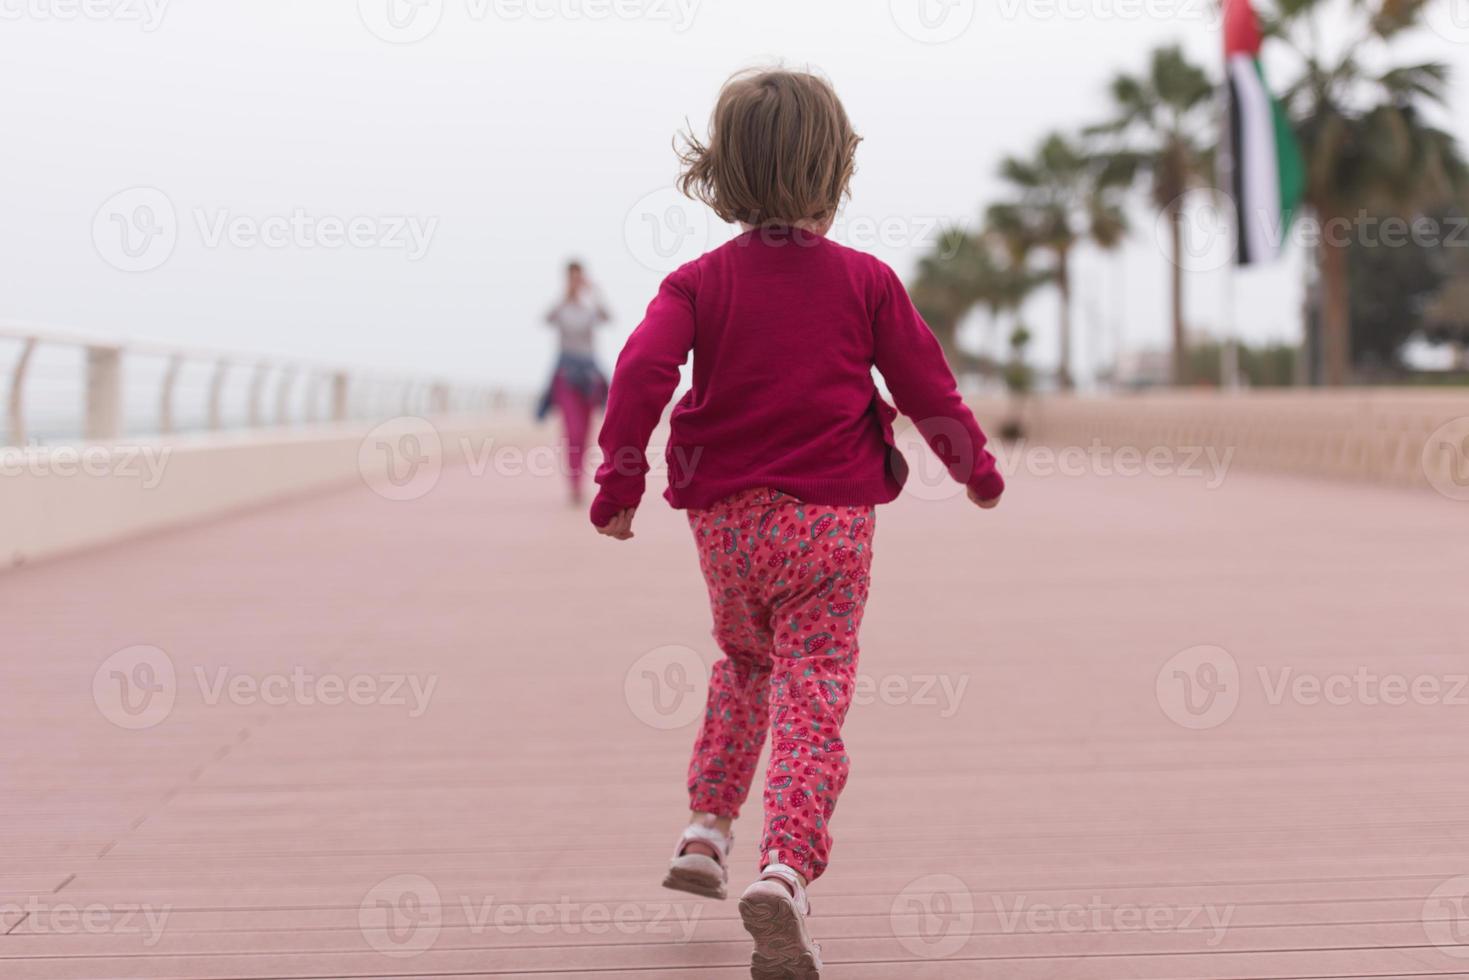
xmin=739 ymin=862 xmax=822 ymax=979
xmin=662 ymin=824 xmax=732 ymax=900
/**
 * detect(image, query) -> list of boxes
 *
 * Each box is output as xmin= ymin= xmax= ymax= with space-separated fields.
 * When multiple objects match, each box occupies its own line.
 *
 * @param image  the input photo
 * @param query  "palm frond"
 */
xmin=1377 ymin=62 xmax=1451 ymax=104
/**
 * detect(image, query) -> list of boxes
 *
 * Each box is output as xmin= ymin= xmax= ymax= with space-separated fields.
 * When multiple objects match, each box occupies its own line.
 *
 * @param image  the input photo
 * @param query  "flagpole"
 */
xmin=1222 ymin=258 xmax=1240 ymax=390
xmin=1219 ymin=0 xmax=1241 ymax=392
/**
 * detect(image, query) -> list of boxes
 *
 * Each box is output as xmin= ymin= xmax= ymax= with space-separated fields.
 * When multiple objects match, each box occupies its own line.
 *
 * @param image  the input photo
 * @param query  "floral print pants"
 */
xmin=686 ymin=487 xmax=875 ymax=883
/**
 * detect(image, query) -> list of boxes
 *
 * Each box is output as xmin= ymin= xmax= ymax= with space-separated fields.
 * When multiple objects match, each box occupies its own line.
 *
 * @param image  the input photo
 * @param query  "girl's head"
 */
xmin=678 ymin=68 xmax=860 ymax=231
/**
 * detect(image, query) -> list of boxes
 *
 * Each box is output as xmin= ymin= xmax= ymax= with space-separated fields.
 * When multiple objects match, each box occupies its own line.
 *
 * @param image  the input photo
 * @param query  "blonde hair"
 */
xmin=677 ymin=68 xmax=861 ymax=226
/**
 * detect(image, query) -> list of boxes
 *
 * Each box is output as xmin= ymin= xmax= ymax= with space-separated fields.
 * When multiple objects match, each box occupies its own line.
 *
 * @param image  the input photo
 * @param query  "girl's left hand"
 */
xmin=596 ymin=508 xmax=636 ymax=540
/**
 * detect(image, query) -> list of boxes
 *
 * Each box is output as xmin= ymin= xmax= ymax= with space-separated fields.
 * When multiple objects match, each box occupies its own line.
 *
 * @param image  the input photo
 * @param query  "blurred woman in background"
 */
xmin=537 ymin=260 xmax=610 ymax=504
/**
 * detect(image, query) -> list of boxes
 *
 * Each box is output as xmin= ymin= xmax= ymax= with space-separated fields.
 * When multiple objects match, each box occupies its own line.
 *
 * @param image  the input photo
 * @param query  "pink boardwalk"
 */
xmin=4 ymin=447 xmax=1469 ymax=978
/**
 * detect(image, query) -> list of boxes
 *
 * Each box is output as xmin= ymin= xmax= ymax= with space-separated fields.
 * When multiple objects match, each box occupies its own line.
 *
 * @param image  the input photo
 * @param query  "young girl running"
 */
xmin=590 ymin=68 xmax=1003 ymax=979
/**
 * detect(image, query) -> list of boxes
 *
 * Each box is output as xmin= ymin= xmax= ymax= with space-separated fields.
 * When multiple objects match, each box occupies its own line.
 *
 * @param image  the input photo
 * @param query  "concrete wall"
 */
xmin=5 ymin=391 xmax=1467 ymax=568
xmin=967 ymin=390 xmax=1469 ymax=494
xmin=0 ymin=415 xmax=507 ymax=568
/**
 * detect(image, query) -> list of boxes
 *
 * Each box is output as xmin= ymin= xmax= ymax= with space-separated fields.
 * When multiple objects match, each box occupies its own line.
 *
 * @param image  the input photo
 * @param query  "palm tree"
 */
xmin=909 ymin=227 xmax=992 ymax=365
xmin=910 ymin=226 xmax=1047 ymax=375
xmin=989 ymin=133 xmax=1128 ymax=390
xmin=1264 ymin=0 xmax=1465 ymax=385
xmin=1088 ymin=45 xmax=1215 ymax=386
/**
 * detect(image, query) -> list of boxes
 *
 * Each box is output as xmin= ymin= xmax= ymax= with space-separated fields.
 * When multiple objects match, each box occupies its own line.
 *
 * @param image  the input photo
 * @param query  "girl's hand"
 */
xmin=596 ymin=508 xmax=636 ymax=540
xmin=967 ymin=486 xmax=1001 ymax=510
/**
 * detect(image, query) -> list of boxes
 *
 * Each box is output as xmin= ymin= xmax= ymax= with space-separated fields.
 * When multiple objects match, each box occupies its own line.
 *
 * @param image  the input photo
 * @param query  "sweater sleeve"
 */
xmin=871 ymin=265 xmax=1005 ymax=501
xmin=589 ymin=267 xmax=697 ymax=527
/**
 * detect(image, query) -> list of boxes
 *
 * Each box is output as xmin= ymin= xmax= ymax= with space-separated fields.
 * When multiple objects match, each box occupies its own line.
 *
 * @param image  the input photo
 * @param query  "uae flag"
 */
xmin=1223 ymin=0 xmax=1304 ymax=265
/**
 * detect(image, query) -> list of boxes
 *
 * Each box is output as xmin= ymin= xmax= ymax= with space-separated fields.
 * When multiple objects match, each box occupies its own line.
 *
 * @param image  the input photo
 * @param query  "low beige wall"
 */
xmin=0 ymin=414 xmax=509 ymax=568
xmin=6 ymin=392 xmax=1466 ymax=568
xmin=977 ymin=390 xmax=1469 ymax=492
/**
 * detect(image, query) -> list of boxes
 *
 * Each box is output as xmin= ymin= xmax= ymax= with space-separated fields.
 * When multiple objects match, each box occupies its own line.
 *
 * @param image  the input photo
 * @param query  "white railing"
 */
xmin=0 ymin=324 xmax=507 ymax=446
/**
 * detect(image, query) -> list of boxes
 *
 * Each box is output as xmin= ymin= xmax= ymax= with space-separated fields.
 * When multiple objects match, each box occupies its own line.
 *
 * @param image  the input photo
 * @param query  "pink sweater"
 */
xmin=589 ymin=226 xmax=1004 ymax=528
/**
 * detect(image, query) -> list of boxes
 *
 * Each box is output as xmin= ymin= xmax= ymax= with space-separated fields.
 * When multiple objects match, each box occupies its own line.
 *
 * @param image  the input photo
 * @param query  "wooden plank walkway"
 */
xmin=4 ymin=431 xmax=1469 ymax=978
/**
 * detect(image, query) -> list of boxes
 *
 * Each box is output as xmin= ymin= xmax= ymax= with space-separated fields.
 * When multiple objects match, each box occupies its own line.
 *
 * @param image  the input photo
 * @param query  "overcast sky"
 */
xmin=1 ymin=0 xmax=1464 ymax=393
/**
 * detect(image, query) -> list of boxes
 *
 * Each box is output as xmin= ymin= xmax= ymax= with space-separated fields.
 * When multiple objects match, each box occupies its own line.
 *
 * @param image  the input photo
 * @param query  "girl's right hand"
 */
xmin=596 ymin=508 xmax=637 ymax=540
xmin=966 ymin=486 xmax=1001 ymax=510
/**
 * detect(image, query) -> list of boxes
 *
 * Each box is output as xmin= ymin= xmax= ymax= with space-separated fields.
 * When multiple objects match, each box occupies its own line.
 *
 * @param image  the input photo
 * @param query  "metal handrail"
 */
xmin=0 ymin=323 xmax=500 ymax=446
